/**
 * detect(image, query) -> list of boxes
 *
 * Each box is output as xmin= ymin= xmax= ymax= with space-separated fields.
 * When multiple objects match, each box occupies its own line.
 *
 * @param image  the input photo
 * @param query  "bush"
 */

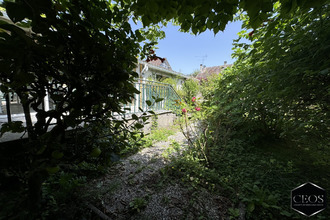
xmin=181 ymin=79 xmax=200 ymax=103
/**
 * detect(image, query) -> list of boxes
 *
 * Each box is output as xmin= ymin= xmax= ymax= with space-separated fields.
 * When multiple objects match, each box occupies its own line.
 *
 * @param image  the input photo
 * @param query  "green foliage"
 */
xmin=161 ymin=77 xmax=177 ymax=88
xmin=0 ymin=0 xmax=166 ymax=209
xmin=205 ymin=133 xmax=330 ymax=219
xmin=242 ymin=185 xmax=281 ymax=219
xmin=121 ymin=127 xmax=176 ymax=156
xmin=164 ymin=95 xmax=220 ymax=191
xmin=151 ymin=114 xmax=158 ymax=131
xmin=0 ymin=0 xmax=147 ymax=141
xmin=211 ymin=5 xmax=330 ymax=144
xmin=146 ymin=127 xmax=176 ymax=143
xmin=0 ymin=121 xmax=25 ymax=136
xmin=190 ymin=69 xmax=200 ymax=77
xmin=129 ymin=0 xmax=327 ymax=34
xmin=0 ymin=0 xmax=150 ymax=214
xmin=41 ymin=172 xmax=88 ymax=219
xmin=166 ymin=153 xmax=219 ymax=191
xmin=228 ymin=208 xmax=240 ymax=220
xmin=166 ymin=3 xmax=330 ymax=219
xmin=170 ymin=139 xmax=181 ymax=151
xmin=0 ymin=116 xmax=145 ymax=218
xmin=129 ymin=197 xmax=148 ymax=213
xmin=1 ymin=0 xmax=329 ymax=218
xmin=181 ymin=79 xmax=200 ymax=103
xmin=161 ymin=139 xmax=180 ymax=160
xmin=120 ymin=130 xmax=147 ymax=156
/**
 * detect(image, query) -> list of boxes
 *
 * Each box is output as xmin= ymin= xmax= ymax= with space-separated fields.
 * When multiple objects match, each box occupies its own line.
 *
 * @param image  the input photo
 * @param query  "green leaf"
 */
xmin=146 ymin=100 xmax=152 ymax=106
xmin=0 ymin=121 xmax=25 ymax=137
xmin=51 ymin=150 xmax=64 ymax=159
xmin=135 ymin=123 xmax=144 ymax=129
xmin=115 ymin=121 xmax=123 ymax=128
xmin=132 ymin=114 xmax=139 ymax=120
xmin=280 ymin=210 xmax=293 ymax=217
xmin=155 ymin=98 xmax=164 ymax=102
xmin=247 ymin=202 xmax=255 ymax=212
xmin=46 ymin=166 xmax=60 ymax=174
xmin=141 ymin=16 xmax=150 ymax=26
xmin=5 ymin=2 xmax=31 ymax=23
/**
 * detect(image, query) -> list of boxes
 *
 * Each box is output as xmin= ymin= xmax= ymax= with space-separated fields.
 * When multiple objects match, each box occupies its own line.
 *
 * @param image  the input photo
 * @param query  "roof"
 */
xmin=139 ymin=58 xmax=188 ymax=79
xmin=196 ymin=64 xmax=232 ymax=80
xmin=147 ymin=58 xmax=173 ymax=71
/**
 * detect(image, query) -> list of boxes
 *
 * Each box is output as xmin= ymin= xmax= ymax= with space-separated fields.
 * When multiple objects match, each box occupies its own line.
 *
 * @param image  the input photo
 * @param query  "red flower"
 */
xmin=195 ymin=107 xmax=201 ymax=111
xmin=182 ymin=108 xmax=187 ymax=113
xmin=192 ymin=97 xmax=196 ymax=102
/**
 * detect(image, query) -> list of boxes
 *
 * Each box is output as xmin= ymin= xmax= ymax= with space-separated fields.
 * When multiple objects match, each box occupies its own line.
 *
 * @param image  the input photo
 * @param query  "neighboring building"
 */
xmin=136 ymin=58 xmax=188 ymax=89
xmin=196 ymin=61 xmax=232 ymax=81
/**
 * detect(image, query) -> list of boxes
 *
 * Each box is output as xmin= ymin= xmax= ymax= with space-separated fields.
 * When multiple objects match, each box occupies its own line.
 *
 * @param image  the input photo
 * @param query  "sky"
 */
xmin=152 ymin=21 xmax=244 ymax=75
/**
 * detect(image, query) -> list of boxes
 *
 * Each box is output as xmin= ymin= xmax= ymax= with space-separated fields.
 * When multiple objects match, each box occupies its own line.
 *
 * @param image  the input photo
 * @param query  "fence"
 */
xmin=122 ymin=80 xmax=182 ymax=114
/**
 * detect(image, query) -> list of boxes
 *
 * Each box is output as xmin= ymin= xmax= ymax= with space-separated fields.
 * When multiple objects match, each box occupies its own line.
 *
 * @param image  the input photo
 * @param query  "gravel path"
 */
xmin=87 ymin=131 xmax=227 ymax=220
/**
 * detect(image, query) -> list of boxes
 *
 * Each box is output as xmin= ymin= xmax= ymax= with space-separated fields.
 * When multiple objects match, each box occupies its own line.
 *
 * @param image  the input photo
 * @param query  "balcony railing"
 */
xmin=0 ymin=80 xmax=182 ymax=125
xmin=122 ymin=79 xmax=182 ymax=114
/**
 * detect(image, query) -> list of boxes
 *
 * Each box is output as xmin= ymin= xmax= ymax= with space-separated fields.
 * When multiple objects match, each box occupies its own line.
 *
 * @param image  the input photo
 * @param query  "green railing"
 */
xmin=123 ymin=80 xmax=182 ymax=114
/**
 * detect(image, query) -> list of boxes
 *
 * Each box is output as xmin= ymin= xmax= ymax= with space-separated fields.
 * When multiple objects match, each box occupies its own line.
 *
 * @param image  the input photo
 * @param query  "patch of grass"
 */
xmin=129 ymin=197 xmax=148 ymax=213
xmin=135 ymin=165 xmax=147 ymax=174
xmin=162 ymin=140 xmax=182 ymax=160
xmin=228 ymin=208 xmax=240 ymax=220
xmin=129 ymin=160 xmax=142 ymax=166
xmin=207 ymin=137 xmax=330 ymax=219
xmin=144 ymin=127 xmax=176 ymax=144
xmin=149 ymin=157 xmax=158 ymax=164
xmin=161 ymin=195 xmax=170 ymax=205
xmin=170 ymin=140 xmax=181 ymax=151
xmin=159 ymin=127 xmax=329 ymax=219
xmin=256 ymin=139 xmax=330 ymax=184
xmin=127 ymin=173 xmax=135 ymax=180
xmin=122 ymin=127 xmax=177 ymax=157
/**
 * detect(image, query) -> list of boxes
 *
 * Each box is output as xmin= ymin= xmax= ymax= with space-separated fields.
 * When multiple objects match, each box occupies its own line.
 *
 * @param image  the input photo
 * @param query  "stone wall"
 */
xmin=0 ymin=111 xmax=178 ymax=143
xmin=141 ymin=111 xmax=177 ymax=133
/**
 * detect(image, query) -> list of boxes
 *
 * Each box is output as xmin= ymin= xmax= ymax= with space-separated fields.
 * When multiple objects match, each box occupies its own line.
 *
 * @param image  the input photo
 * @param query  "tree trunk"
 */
xmin=22 ymin=101 xmax=35 ymax=140
xmin=5 ymin=93 xmax=12 ymax=122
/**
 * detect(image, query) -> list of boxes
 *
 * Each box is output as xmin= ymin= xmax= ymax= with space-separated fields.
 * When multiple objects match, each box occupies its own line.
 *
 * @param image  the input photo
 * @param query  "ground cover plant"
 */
xmin=120 ymin=126 xmax=177 ymax=156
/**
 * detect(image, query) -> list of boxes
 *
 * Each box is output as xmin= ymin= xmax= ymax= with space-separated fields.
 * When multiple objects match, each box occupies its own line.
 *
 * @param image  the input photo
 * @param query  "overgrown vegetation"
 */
xmin=1 ymin=0 xmax=329 ymax=218
xmin=163 ymin=3 xmax=330 ymax=220
xmin=120 ymin=126 xmax=176 ymax=156
xmin=0 ymin=0 xmax=159 ymax=217
xmin=180 ymin=79 xmax=200 ymax=103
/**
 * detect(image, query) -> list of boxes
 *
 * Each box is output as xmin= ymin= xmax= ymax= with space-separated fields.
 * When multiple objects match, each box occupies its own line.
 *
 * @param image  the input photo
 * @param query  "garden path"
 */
xmin=87 ymin=130 xmax=228 ymax=219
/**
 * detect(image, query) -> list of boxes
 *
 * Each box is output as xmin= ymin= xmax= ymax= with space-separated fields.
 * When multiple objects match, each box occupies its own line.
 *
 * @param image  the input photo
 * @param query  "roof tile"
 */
xmin=196 ymin=64 xmax=232 ymax=80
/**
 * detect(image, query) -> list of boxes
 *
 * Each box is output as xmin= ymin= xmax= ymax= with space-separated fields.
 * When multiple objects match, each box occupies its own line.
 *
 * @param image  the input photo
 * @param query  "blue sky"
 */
xmin=153 ymin=21 xmax=244 ymax=75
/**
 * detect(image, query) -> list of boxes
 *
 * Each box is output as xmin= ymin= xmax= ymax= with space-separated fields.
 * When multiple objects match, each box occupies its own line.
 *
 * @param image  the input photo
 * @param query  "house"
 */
xmin=136 ymin=58 xmax=188 ymax=89
xmin=0 ymin=57 xmax=187 ymax=126
xmin=119 ymin=57 xmax=187 ymax=114
xmin=196 ymin=61 xmax=232 ymax=81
